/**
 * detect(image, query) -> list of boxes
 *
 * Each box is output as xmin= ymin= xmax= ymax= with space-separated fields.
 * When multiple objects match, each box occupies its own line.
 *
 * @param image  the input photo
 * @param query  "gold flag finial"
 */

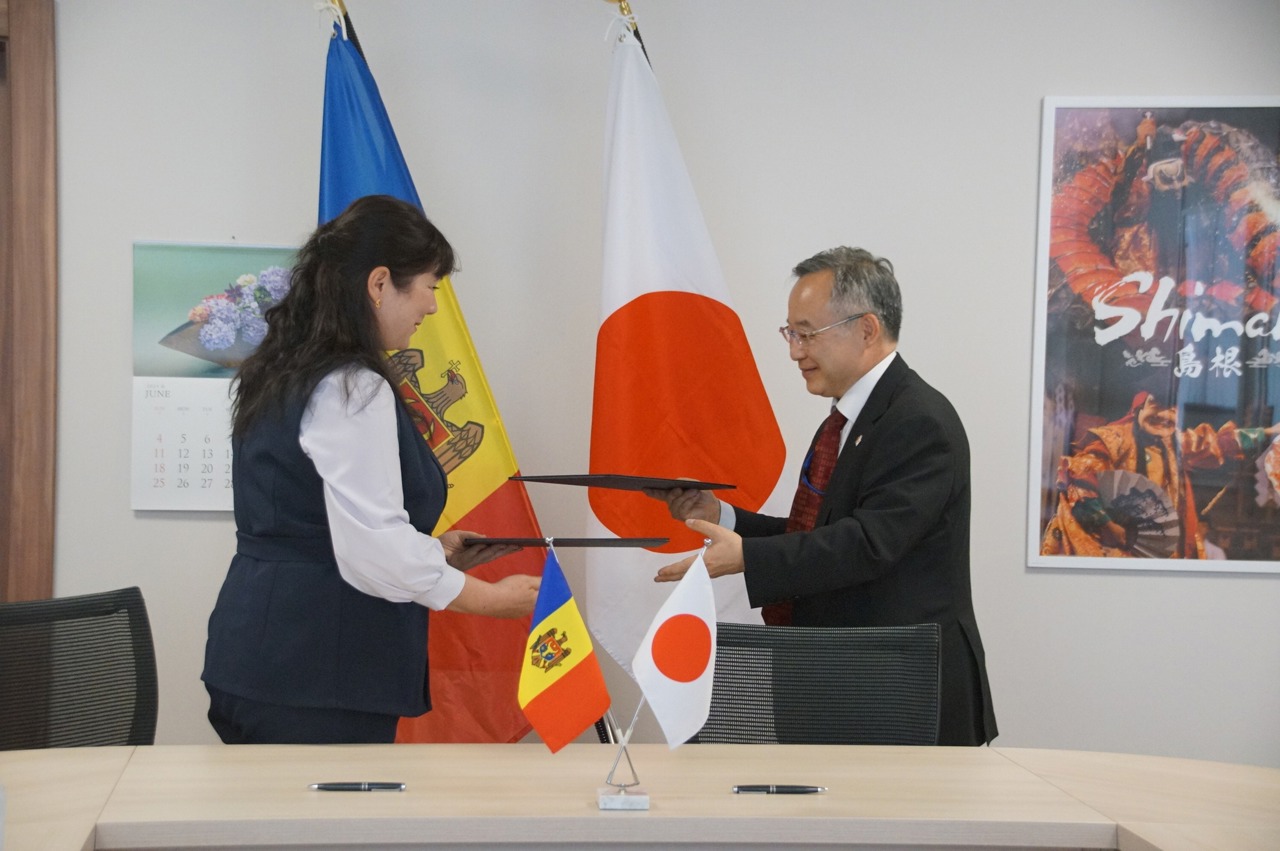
xmin=612 ymin=0 xmax=637 ymax=31
xmin=607 ymin=0 xmax=649 ymax=62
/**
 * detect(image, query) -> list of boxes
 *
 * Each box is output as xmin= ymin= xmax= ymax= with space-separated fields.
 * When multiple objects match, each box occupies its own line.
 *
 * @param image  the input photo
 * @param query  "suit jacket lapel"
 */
xmin=817 ymin=354 xmax=912 ymax=523
xmin=847 ymin=354 xmax=909 ymax=438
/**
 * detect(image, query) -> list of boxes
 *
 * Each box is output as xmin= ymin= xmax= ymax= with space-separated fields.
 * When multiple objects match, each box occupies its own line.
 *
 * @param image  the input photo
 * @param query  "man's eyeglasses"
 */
xmin=779 ymin=312 xmax=871 ymax=346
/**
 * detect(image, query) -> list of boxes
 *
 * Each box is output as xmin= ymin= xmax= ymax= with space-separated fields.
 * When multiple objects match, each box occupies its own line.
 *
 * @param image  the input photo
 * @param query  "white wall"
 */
xmin=53 ymin=0 xmax=1280 ymax=766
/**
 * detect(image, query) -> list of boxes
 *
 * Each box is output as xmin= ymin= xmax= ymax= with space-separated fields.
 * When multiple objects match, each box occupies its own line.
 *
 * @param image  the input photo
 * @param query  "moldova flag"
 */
xmin=519 ymin=550 xmax=610 ymax=752
xmin=319 ymin=13 xmax=546 ymax=744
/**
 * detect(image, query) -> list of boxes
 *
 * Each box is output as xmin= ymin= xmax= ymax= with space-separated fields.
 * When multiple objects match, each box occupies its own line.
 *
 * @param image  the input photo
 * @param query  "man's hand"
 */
xmin=640 ymin=485 xmax=720 ymax=524
xmin=440 ymin=530 xmax=521 ymax=571
xmin=655 ymin=518 xmax=744 ymax=582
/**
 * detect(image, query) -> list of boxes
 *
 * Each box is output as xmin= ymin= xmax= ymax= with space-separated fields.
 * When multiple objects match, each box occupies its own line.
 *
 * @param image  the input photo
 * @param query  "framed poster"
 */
xmin=131 ymin=243 xmax=295 ymax=511
xmin=1028 ymin=97 xmax=1280 ymax=571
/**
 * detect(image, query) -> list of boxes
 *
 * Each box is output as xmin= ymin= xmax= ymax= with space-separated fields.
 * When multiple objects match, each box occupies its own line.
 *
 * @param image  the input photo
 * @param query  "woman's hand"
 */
xmin=446 ymin=573 xmax=541 ymax=619
xmin=440 ymin=532 xmax=539 ymax=618
xmin=440 ymin=530 xmax=520 ymax=571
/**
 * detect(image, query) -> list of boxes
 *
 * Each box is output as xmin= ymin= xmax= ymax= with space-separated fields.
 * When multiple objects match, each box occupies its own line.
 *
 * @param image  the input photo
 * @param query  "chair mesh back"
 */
xmin=0 ymin=586 xmax=159 ymax=749
xmin=695 ymin=622 xmax=940 ymax=745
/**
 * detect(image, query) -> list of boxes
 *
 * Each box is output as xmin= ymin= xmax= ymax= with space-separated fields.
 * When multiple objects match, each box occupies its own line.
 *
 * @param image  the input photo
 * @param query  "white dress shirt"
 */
xmin=298 ymin=368 xmax=466 ymax=611
xmin=720 ymin=351 xmax=898 ymax=529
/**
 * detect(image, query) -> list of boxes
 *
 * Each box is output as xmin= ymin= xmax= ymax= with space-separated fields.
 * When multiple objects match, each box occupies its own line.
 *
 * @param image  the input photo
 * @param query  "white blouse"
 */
xmin=298 ymin=367 xmax=466 ymax=611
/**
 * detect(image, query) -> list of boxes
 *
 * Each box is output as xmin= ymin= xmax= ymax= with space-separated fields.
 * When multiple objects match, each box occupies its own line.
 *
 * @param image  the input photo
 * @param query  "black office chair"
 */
xmin=0 ymin=586 xmax=159 ymax=750
xmin=694 ymin=621 xmax=941 ymax=745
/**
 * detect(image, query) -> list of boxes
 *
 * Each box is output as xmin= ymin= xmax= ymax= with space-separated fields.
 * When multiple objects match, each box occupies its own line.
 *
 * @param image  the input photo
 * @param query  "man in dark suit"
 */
xmin=647 ymin=246 xmax=997 ymax=746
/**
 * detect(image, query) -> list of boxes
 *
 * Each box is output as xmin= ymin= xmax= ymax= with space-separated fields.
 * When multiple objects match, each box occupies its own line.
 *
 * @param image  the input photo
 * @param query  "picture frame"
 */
xmin=1028 ymin=97 xmax=1280 ymax=572
xmin=130 ymin=242 xmax=295 ymax=510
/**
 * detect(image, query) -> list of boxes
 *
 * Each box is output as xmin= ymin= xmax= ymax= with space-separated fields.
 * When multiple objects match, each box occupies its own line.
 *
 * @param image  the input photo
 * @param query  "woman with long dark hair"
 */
xmin=202 ymin=195 xmax=538 ymax=744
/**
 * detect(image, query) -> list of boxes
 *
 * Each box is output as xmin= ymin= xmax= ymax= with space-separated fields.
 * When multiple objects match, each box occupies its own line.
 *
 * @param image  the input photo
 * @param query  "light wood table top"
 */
xmin=92 ymin=743 xmax=1115 ymax=849
xmin=995 ymin=747 xmax=1280 ymax=851
xmin=1118 ymin=822 xmax=1280 ymax=851
xmin=3 ymin=743 xmax=1278 ymax=850
xmin=997 ymin=747 xmax=1280 ymax=826
xmin=0 ymin=746 xmax=133 ymax=851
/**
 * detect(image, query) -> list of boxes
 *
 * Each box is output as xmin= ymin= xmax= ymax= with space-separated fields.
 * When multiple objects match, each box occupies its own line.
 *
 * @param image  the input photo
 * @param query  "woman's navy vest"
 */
xmin=202 ymin=373 xmax=447 ymax=717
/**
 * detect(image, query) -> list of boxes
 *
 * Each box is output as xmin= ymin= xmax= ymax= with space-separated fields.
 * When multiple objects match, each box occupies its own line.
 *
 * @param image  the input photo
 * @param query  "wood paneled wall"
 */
xmin=1 ymin=0 xmax=57 ymax=601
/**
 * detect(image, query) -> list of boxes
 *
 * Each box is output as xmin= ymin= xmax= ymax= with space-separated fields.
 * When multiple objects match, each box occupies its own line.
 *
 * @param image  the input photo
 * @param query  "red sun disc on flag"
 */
xmin=589 ymin=290 xmax=786 ymax=553
xmin=650 ymin=613 xmax=712 ymax=682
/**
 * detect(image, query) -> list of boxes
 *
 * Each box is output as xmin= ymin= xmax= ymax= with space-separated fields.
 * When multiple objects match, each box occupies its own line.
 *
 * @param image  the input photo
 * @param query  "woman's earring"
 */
xmin=375 ymin=298 xmax=382 ymax=309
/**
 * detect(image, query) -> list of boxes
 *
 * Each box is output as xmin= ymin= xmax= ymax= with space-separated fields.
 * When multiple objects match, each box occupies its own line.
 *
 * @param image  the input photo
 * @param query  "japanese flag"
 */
xmin=631 ymin=553 xmax=717 ymax=748
xmin=584 ymin=20 xmax=785 ymax=674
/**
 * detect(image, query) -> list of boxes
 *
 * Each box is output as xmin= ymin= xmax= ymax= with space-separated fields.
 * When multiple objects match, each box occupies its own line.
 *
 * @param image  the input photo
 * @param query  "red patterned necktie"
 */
xmin=762 ymin=408 xmax=848 ymax=626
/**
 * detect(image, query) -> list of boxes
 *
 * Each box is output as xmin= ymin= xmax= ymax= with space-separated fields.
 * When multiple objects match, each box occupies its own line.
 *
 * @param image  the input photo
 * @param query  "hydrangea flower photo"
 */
xmin=156 ymin=266 xmax=293 ymax=369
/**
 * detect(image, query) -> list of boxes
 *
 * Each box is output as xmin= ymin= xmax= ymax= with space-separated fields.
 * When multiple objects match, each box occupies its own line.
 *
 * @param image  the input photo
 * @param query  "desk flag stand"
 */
xmin=598 ymin=701 xmax=650 ymax=810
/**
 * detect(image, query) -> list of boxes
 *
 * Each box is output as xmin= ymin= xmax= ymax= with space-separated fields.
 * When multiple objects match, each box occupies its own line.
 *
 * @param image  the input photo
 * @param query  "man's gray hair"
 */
xmin=793 ymin=246 xmax=903 ymax=341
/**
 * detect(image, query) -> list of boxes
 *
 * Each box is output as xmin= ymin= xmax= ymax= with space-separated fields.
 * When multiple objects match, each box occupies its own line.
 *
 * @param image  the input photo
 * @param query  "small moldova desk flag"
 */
xmin=518 ymin=550 xmax=610 ymax=752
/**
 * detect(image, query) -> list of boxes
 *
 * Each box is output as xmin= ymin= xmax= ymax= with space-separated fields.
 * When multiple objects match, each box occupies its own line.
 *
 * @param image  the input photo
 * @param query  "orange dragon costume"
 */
xmin=1042 ymin=392 xmax=1271 ymax=558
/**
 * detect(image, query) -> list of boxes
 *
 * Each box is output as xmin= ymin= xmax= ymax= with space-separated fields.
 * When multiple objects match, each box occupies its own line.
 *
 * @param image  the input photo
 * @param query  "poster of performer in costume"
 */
xmin=1028 ymin=98 xmax=1280 ymax=571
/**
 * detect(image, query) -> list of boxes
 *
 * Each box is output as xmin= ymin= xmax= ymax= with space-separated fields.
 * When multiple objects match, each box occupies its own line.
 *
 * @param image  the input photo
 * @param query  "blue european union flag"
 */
xmin=318 ymin=24 xmax=422 ymax=224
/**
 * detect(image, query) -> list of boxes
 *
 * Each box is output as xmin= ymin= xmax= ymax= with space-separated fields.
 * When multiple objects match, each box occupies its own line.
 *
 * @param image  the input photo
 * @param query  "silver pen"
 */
xmin=309 ymin=781 xmax=406 ymax=792
xmin=733 ymin=784 xmax=826 ymax=794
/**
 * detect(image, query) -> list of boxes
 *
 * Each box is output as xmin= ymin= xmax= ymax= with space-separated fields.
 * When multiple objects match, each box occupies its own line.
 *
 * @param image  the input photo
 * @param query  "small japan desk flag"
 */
xmin=631 ymin=552 xmax=716 ymax=747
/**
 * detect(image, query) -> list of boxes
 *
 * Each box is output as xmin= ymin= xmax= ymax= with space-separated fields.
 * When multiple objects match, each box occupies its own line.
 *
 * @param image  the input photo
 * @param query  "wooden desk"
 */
xmin=93 ymin=744 xmax=1113 ymax=849
xmin=3 ymin=744 xmax=1278 ymax=850
xmin=1118 ymin=823 xmax=1280 ymax=851
xmin=0 ymin=746 xmax=133 ymax=851
xmin=997 ymin=748 xmax=1280 ymax=851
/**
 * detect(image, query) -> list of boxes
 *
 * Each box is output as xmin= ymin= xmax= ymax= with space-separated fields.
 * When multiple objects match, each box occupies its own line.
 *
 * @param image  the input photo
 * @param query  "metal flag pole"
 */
xmin=598 ymin=696 xmax=649 ymax=809
xmin=331 ymin=0 xmax=366 ymax=59
xmin=604 ymin=698 xmax=644 ymax=787
xmin=610 ymin=0 xmax=651 ymax=64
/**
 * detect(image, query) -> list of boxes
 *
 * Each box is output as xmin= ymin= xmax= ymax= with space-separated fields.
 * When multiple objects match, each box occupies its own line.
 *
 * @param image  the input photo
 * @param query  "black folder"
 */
xmin=461 ymin=537 xmax=669 ymax=548
xmin=510 ymin=474 xmax=734 ymax=491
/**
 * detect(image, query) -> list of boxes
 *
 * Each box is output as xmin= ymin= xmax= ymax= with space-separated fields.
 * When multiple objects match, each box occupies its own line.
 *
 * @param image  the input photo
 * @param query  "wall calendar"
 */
xmin=131 ymin=242 xmax=295 ymax=511
xmin=131 ymin=377 xmax=234 ymax=510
